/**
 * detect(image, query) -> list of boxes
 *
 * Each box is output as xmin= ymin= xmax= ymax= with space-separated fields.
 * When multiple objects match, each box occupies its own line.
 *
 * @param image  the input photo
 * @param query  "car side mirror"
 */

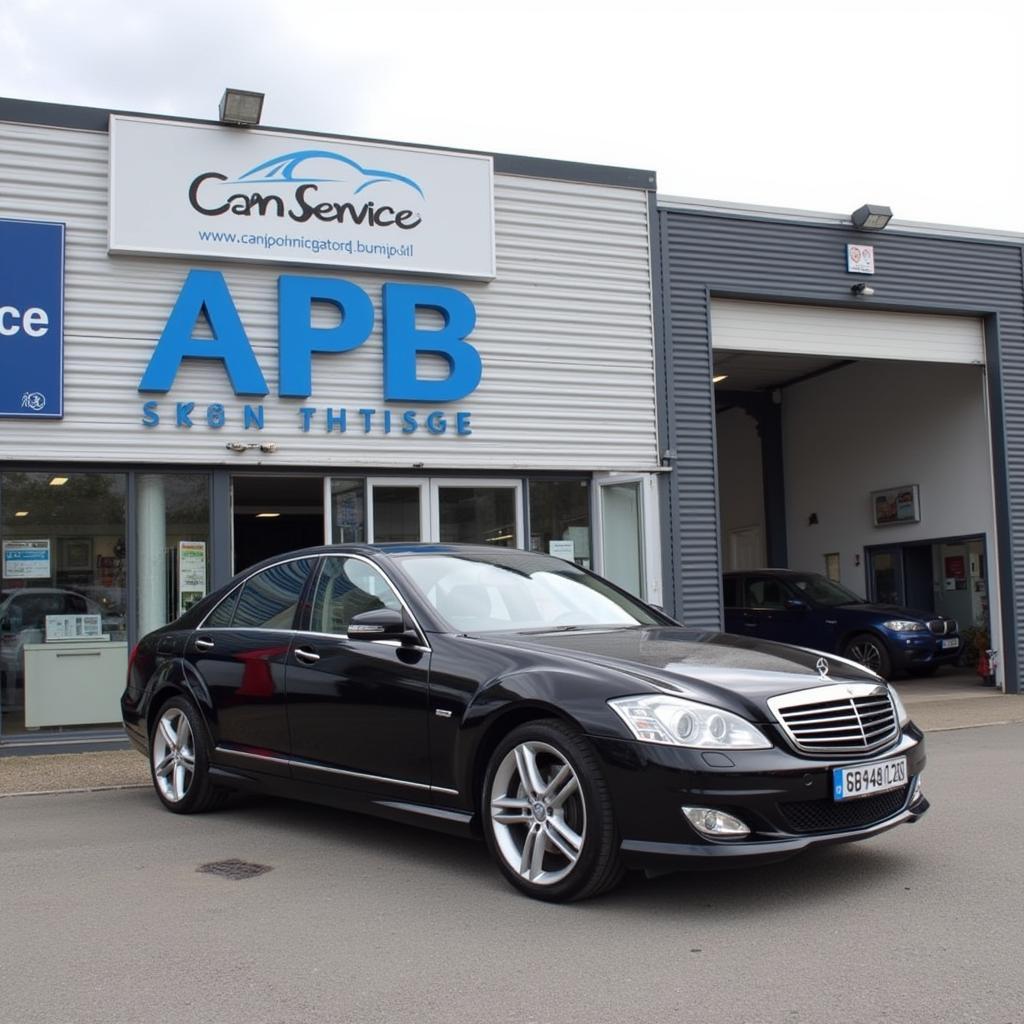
xmin=348 ymin=608 xmax=411 ymax=642
xmin=785 ymin=598 xmax=809 ymax=611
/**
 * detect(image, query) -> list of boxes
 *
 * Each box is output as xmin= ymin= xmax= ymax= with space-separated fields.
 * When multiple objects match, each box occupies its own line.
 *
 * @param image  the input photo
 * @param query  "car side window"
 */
xmin=311 ymin=557 xmax=402 ymax=636
xmin=230 ymin=558 xmax=316 ymax=629
xmin=722 ymin=577 xmax=739 ymax=609
xmin=744 ymin=578 xmax=788 ymax=610
xmin=204 ymin=587 xmax=241 ymax=628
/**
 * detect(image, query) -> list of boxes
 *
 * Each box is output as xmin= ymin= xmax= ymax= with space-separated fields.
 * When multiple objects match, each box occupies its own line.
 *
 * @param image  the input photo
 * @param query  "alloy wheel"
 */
xmin=489 ymin=740 xmax=586 ymax=886
xmin=152 ymin=707 xmax=196 ymax=803
xmin=848 ymin=639 xmax=883 ymax=673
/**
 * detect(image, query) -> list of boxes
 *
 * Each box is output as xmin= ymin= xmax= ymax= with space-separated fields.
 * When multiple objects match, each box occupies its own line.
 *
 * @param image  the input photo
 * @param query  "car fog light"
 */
xmin=911 ymin=777 xmax=924 ymax=804
xmin=682 ymin=806 xmax=750 ymax=839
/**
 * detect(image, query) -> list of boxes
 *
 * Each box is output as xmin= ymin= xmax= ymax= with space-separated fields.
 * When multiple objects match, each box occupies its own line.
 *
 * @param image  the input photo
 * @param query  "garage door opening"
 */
xmin=711 ymin=300 xmax=1000 ymax=687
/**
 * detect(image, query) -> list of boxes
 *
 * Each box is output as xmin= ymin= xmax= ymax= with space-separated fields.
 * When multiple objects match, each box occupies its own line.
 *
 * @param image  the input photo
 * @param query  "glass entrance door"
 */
xmin=595 ymin=474 xmax=662 ymax=605
xmin=366 ymin=479 xmax=430 ymax=543
xmin=431 ymin=479 xmax=523 ymax=548
xmin=363 ymin=478 xmax=523 ymax=547
xmin=867 ymin=546 xmax=904 ymax=605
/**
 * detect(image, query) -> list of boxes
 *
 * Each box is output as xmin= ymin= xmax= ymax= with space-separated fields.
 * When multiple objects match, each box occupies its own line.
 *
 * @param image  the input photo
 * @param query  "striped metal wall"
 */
xmin=0 ymin=119 xmax=659 ymax=472
xmin=657 ymin=204 xmax=1024 ymax=695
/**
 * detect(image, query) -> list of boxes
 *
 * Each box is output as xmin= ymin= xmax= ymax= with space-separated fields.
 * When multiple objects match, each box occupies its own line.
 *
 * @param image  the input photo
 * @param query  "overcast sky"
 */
xmin=2 ymin=0 xmax=1022 ymax=232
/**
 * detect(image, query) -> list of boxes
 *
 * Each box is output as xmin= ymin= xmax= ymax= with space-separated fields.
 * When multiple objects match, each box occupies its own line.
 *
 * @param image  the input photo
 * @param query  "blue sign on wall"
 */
xmin=0 ymin=218 xmax=65 ymax=419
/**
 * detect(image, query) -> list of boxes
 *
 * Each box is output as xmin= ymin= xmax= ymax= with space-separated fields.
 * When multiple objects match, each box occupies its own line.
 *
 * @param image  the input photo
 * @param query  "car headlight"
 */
xmin=889 ymin=686 xmax=910 ymax=727
xmin=883 ymin=620 xmax=926 ymax=632
xmin=609 ymin=694 xmax=772 ymax=749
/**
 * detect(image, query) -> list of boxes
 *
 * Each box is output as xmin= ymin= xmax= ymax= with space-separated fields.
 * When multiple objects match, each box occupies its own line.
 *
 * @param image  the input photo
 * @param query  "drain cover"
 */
xmin=197 ymin=859 xmax=272 ymax=880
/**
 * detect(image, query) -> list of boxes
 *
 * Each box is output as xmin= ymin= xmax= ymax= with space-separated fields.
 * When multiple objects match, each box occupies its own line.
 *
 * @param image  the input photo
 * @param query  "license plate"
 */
xmin=941 ymin=637 xmax=959 ymax=649
xmin=832 ymin=756 xmax=907 ymax=801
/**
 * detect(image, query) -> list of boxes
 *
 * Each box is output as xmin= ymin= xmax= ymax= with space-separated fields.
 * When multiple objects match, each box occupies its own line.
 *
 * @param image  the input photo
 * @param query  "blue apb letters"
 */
xmin=139 ymin=270 xmax=269 ymax=395
xmin=382 ymin=284 xmax=480 ymax=402
xmin=139 ymin=272 xmax=481 ymax=402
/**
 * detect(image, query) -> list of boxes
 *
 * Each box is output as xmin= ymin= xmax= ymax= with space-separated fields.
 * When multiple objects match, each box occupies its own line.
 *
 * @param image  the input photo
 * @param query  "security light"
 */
xmin=851 ymin=283 xmax=875 ymax=297
xmin=219 ymin=89 xmax=265 ymax=127
xmin=851 ymin=204 xmax=892 ymax=231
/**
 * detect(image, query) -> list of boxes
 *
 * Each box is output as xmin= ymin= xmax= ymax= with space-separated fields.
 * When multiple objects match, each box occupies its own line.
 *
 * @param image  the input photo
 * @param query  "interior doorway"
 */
xmin=867 ymin=535 xmax=988 ymax=630
xmin=232 ymin=475 xmax=325 ymax=573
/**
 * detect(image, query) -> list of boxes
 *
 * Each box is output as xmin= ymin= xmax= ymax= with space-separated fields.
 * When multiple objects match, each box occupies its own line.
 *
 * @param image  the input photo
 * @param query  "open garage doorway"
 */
xmin=712 ymin=300 xmax=1001 ymax=686
xmin=232 ymin=475 xmax=325 ymax=573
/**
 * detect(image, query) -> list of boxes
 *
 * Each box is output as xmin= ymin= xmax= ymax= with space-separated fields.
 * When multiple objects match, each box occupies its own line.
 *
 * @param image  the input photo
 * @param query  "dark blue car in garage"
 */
xmin=723 ymin=570 xmax=961 ymax=679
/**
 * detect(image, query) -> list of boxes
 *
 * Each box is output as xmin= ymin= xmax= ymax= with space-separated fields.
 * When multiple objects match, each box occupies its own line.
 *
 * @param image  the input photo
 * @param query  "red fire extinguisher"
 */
xmin=977 ymin=648 xmax=997 ymax=687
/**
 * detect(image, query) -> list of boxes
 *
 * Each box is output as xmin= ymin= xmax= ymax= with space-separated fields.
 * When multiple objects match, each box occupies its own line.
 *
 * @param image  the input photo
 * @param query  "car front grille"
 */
xmin=927 ymin=618 xmax=957 ymax=635
xmin=767 ymin=683 xmax=900 ymax=756
xmin=779 ymin=783 xmax=911 ymax=834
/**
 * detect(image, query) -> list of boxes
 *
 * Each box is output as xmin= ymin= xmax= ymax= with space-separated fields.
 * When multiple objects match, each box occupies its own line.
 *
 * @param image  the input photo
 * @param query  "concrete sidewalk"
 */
xmin=0 ymin=671 xmax=1020 ymax=797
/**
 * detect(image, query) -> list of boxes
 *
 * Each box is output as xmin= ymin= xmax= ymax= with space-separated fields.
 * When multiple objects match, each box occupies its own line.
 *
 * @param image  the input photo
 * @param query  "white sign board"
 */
xmin=847 ymin=243 xmax=875 ymax=274
xmin=45 ymin=613 xmax=104 ymax=641
xmin=548 ymin=539 xmax=576 ymax=561
xmin=3 ymin=539 xmax=51 ymax=579
xmin=109 ymin=116 xmax=496 ymax=279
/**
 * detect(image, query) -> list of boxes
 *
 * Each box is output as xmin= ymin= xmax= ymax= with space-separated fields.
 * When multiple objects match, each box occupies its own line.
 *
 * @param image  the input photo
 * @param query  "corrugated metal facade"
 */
xmin=657 ymin=205 xmax=1024 ymax=695
xmin=0 ymin=119 xmax=659 ymax=471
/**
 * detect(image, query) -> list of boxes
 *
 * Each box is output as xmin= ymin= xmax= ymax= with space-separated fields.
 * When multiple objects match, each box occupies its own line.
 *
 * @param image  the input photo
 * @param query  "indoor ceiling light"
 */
xmin=713 ymin=374 xmax=729 ymax=383
xmin=255 ymin=512 xmax=281 ymax=518
xmin=14 ymin=511 xmax=28 ymax=517
xmin=219 ymin=88 xmax=265 ymax=127
xmin=49 ymin=476 xmax=69 ymax=486
xmin=851 ymin=204 xmax=893 ymax=231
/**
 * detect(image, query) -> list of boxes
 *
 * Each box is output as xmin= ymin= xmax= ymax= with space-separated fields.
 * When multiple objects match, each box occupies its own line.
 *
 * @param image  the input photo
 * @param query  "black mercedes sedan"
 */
xmin=122 ymin=544 xmax=928 ymax=902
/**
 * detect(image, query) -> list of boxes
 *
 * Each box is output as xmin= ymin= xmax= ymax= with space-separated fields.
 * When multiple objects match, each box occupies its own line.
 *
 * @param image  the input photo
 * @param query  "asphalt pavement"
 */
xmin=1 ymin=723 xmax=1022 ymax=1024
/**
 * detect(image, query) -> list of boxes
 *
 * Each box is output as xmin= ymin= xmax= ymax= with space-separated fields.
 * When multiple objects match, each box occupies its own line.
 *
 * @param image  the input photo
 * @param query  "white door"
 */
xmin=727 ymin=525 xmax=764 ymax=571
xmin=595 ymin=474 xmax=662 ymax=606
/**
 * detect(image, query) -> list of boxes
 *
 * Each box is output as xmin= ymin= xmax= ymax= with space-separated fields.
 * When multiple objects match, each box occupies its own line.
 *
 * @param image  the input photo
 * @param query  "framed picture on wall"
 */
xmin=871 ymin=485 xmax=920 ymax=527
xmin=60 ymin=537 xmax=93 ymax=571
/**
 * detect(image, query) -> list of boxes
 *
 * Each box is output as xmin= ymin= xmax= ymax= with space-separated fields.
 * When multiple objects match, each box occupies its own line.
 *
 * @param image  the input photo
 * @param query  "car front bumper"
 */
xmin=886 ymin=633 xmax=961 ymax=670
xmin=589 ymin=726 xmax=928 ymax=872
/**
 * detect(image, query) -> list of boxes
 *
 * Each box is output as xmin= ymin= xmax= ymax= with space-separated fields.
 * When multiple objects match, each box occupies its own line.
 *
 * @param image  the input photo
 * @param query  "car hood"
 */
xmin=835 ymin=603 xmax=945 ymax=621
xmin=472 ymin=625 xmax=881 ymax=720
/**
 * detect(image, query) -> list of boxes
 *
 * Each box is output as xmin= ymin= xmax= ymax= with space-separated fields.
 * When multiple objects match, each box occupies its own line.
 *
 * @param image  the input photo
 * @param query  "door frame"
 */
xmin=365 ymin=477 xmax=431 ymax=544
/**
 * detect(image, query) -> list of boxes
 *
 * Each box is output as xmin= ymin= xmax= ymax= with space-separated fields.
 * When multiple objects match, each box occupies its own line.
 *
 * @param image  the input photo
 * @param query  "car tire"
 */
xmin=482 ymin=718 xmax=624 ymax=902
xmin=149 ymin=695 xmax=227 ymax=814
xmin=843 ymin=633 xmax=893 ymax=680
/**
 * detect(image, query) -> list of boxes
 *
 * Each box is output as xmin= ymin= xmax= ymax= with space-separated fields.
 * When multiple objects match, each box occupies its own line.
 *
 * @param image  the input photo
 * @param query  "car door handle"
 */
xmin=194 ymin=636 xmax=215 ymax=651
xmin=294 ymin=647 xmax=320 ymax=664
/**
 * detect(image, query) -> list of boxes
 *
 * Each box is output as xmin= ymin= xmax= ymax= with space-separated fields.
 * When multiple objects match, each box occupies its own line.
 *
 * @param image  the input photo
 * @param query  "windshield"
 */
xmin=789 ymin=574 xmax=865 ymax=607
xmin=395 ymin=552 xmax=664 ymax=633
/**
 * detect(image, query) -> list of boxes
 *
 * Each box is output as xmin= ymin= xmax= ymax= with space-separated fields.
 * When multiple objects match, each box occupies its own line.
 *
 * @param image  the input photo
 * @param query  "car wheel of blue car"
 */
xmin=843 ymin=633 xmax=892 ymax=680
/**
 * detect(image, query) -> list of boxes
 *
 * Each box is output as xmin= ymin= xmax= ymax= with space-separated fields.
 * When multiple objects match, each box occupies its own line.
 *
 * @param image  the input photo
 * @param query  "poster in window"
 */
xmin=871 ymin=485 xmax=920 ymax=527
xmin=3 ymin=539 xmax=51 ymax=579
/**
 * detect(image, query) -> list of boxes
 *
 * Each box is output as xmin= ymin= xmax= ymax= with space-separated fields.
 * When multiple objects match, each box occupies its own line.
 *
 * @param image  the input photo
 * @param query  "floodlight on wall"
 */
xmin=851 ymin=204 xmax=893 ymax=231
xmin=219 ymin=88 xmax=265 ymax=127
xmin=851 ymin=282 xmax=875 ymax=297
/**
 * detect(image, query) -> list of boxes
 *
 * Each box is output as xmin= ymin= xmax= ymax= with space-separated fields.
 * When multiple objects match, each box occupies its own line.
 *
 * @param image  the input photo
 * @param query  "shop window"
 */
xmin=1 ymin=471 xmax=127 ymax=735
xmin=136 ymin=474 xmax=211 ymax=636
xmin=529 ymin=479 xmax=591 ymax=568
